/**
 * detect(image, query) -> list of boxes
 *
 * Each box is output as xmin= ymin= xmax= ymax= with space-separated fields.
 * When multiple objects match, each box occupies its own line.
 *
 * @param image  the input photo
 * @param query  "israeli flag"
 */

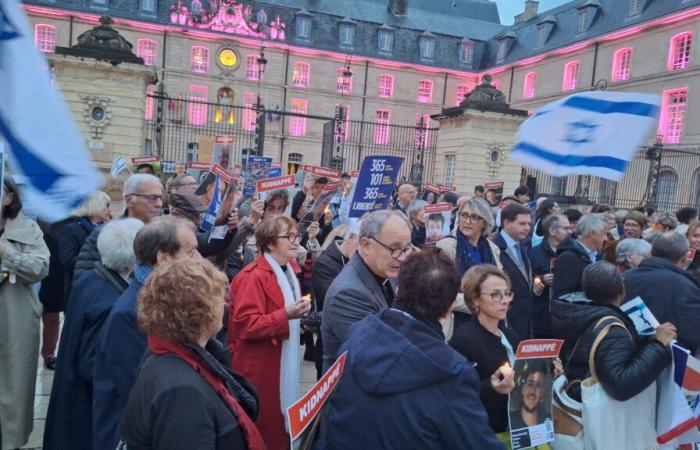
xmin=511 ymin=91 xmax=661 ymax=181
xmin=110 ymin=156 xmax=128 ymax=177
xmin=0 ymin=0 xmax=103 ymax=222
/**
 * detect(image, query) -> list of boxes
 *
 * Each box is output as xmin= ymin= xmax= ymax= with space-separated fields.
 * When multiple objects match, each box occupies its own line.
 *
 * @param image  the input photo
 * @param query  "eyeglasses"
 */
xmin=277 ymin=233 xmax=301 ymax=243
xmin=369 ymin=236 xmax=415 ymax=259
xmin=459 ymin=212 xmax=484 ymax=223
xmin=129 ymin=193 xmax=164 ymax=204
xmin=480 ymin=290 xmax=514 ymax=304
xmin=524 ymin=380 xmax=546 ymax=390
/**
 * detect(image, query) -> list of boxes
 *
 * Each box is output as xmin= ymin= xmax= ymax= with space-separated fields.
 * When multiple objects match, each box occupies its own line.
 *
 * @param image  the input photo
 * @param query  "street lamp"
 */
xmin=254 ymin=44 xmax=267 ymax=155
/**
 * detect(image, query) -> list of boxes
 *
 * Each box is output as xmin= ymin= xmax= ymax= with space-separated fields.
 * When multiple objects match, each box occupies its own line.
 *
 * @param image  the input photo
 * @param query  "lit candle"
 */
xmin=500 ymin=361 xmax=514 ymax=378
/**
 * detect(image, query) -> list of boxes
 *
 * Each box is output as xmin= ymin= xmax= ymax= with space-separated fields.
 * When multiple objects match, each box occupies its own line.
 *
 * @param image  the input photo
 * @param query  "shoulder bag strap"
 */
xmin=587 ymin=316 xmax=633 ymax=383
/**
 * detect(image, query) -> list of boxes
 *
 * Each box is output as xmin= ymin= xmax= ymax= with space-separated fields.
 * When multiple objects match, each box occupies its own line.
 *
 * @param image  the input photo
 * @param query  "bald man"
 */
xmin=394 ymin=183 xmax=417 ymax=215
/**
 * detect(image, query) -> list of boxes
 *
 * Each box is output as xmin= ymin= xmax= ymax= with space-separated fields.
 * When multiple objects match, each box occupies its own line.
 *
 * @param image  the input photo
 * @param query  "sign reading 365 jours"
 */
xmin=348 ymin=156 xmax=404 ymax=218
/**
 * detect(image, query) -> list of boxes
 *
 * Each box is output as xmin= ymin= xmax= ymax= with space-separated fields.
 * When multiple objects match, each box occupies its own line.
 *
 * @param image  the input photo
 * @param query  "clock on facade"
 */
xmin=217 ymin=47 xmax=238 ymax=68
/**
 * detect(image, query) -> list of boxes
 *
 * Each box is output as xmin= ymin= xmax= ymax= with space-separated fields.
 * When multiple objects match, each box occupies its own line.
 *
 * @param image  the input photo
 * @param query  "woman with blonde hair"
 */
xmin=119 ymin=258 xmax=263 ymax=450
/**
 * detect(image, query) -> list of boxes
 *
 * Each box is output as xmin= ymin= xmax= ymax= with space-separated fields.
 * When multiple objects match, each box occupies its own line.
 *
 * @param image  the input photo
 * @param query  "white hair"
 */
xmin=97 ymin=218 xmax=145 ymax=273
xmin=123 ymin=173 xmax=162 ymax=198
xmin=577 ymin=213 xmax=608 ymax=237
xmin=615 ymin=238 xmax=651 ymax=264
xmin=72 ymin=191 xmax=110 ymax=217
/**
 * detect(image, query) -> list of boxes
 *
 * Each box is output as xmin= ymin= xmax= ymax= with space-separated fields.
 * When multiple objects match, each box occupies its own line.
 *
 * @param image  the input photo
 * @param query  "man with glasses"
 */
xmin=321 ymin=210 xmax=413 ymax=372
xmin=167 ymin=174 xmax=198 ymax=196
xmin=73 ymin=174 xmax=164 ymax=282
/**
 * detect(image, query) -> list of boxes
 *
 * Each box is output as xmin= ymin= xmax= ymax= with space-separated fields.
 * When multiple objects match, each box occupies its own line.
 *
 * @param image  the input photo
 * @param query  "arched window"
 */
xmin=292 ymin=62 xmax=310 ymax=87
xmin=562 ymin=61 xmax=580 ymax=91
xmin=523 ymin=72 xmax=537 ymax=98
xmin=668 ymin=32 xmax=693 ymax=71
xmin=657 ymin=170 xmax=678 ymax=212
xmin=256 ymin=9 xmax=268 ymax=24
xmin=34 ymin=24 xmax=56 ymax=53
xmin=612 ymin=48 xmax=633 ymax=81
xmin=137 ymin=39 xmax=157 ymax=66
xmin=190 ymin=46 xmax=209 ymax=73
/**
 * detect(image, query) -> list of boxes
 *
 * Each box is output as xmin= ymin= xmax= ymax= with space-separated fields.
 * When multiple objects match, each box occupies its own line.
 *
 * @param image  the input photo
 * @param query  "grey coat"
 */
xmin=320 ymin=253 xmax=390 ymax=372
xmin=0 ymin=213 xmax=50 ymax=449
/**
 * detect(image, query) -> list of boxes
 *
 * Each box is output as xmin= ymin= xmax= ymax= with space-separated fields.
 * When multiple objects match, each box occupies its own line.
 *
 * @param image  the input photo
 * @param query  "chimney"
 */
xmin=514 ymin=0 xmax=539 ymax=24
xmin=389 ymin=0 xmax=408 ymax=16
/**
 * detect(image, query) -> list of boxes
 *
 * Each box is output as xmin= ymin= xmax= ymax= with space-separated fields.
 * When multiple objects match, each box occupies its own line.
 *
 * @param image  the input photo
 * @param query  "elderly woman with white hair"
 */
xmin=44 ymin=218 xmax=144 ymax=450
xmin=615 ymin=238 xmax=651 ymax=272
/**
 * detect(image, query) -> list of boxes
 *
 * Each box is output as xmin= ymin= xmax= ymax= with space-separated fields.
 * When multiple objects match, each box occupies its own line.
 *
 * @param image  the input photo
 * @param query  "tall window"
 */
xmin=629 ymin=0 xmax=642 ymax=16
xmin=455 ymin=83 xmax=471 ymax=106
xmin=140 ymin=0 xmax=155 ymax=12
xmin=577 ymin=11 xmax=586 ymax=33
xmin=257 ymin=9 xmax=268 ymax=24
xmin=188 ymin=85 xmax=208 ymax=126
xmin=137 ymin=39 xmax=157 ymax=66
xmin=378 ymin=74 xmax=394 ymax=98
xmin=497 ymin=40 xmax=507 ymax=62
xmin=523 ymin=72 xmax=537 ymax=98
xmin=190 ymin=46 xmax=209 ymax=73
xmin=536 ymin=25 xmax=546 ymax=47
xmin=553 ymin=176 xmax=568 ymax=196
xmin=378 ymin=29 xmax=393 ymax=53
xmin=417 ymin=80 xmax=433 ymax=103
xmin=296 ymin=17 xmax=311 ymax=40
xmin=659 ymin=88 xmax=688 ymax=144
xmin=668 ymin=32 xmax=693 ymax=71
xmin=374 ymin=109 xmax=391 ymax=145
xmin=611 ymin=48 xmax=632 ymax=81
xmin=657 ymin=170 xmax=678 ymax=212
xmin=414 ymin=114 xmax=430 ymax=148
xmin=339 ymin=24 xmax=355 ymax=48
xmin=444 ymin=154 xmax=455 ymax=186
xmin=420 ymin=38 xmax=435 ymax=60
xmin=562 ymin=61 xmax=580 ymax=91
xmin=288 ymin=99 xmax=308 ymax=136
xmin=145 ymin=85 xmax=155 ymax=120
xmin=336 ymin=68 xmax=353 ymax=94
xmin=246 ymin=55 xmax=261 ymax=81
xmin=460 ymin=42 xmax=474 ymax=65
xmin=242 ymin=92 xmax=257 ymax=132
xmin=34 ymin=24 xmax=56 ymax=53
xmin=334 ymin=105 xmax=351 ymax=140
xmin=292 ymin=62 xmax=310 ymax=87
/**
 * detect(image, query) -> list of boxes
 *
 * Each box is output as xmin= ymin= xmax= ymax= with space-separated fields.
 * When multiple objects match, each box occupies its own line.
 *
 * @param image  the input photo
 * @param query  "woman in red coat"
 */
xmin=230 ymin=216 xmax=312 ymax=450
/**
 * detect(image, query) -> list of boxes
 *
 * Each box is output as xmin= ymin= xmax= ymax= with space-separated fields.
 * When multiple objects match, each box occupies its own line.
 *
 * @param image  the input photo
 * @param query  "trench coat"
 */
xmin=0 ymin=213 xmax=50 ymax=449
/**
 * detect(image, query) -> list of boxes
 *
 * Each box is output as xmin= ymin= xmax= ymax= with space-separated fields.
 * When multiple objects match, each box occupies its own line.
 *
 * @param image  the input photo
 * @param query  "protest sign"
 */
xmin=348 ymin=156 xmax=404 ymax=218
xmin=485 ymin=181 xmax=504 ymax=207
xmin=656 ymin=344 xmax=700 ymax=446
xmin=509 ymin=339 xmax=563 ymax=450
xmin=200 ymin=174 xmax=221 ymax=233
xmin=422 ymin=184 xmax=440 ymax=204
xmin=257 ymin=175 xmax=296 ymax=194
xmin=131 ymin=156 xmax=160 ymax=164
xmin=620 ymin=297 xmax=660 ymax=336
xmin=187 ymin=162 xmax=211 ymax=171
xmin=301 ymin=165 xmax=342 ymax=180
xmin=242 ymin=156 xmax=272 ymax=197
xmin=268 ymin=163 xmax=282 ymax=178
xmin=287 ymin=352 xmax=347 ymax=450
xmin=438 ymin=184 xmax=456 ymax=193
xmin=424 ymin=203 xmax=451 ymax=244
xmin=211 ymin=135 xmax=234 ymax=169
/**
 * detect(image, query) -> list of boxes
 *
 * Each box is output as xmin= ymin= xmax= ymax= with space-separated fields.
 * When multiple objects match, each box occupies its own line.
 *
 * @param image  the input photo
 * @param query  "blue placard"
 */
xmin=348 ymin=156 xmax=404 ymax=218
xmin=268 ymin=166 xmax=282 ymax=178
xmin=243 ymin=156 xmax=273 ymax=197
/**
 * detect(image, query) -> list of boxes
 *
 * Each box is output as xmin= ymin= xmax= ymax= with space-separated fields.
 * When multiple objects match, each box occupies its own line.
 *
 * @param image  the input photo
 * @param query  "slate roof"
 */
xmin=23 ymin=0 xmax=700 ymax=72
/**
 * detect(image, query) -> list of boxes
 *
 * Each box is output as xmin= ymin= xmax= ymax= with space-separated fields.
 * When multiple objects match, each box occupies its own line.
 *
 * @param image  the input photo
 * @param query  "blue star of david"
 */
xmin=0 ymin=2 xmax=20 ymax=41
xmin=563 ymin=121 xmax=600 ymax=145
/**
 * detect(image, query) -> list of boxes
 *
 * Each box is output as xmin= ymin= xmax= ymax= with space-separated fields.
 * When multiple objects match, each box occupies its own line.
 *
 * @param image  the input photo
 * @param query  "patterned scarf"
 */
xmin=456 ymin=232 xmax=495 ymax=276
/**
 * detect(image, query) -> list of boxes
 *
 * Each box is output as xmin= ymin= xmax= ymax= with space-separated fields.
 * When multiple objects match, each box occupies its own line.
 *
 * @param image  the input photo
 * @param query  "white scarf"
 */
xmin=263 ymin=252 xmax=301 ymax=424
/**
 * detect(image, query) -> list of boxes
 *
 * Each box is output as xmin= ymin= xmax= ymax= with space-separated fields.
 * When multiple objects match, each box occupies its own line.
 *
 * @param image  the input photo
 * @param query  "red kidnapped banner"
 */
xmin=256 ymin=175 xmax=295 ymax=193
xmin=211 ymin=164 xmax=233 ymax=183
xmin=515 ymin=339 xmax=564 ymax=359
xmin=132 ymin=156 xmax=160 ymax=164
xmin=424 ymin=203 xmax=452 ymax=214
xmin=188 ymin=162 xmax=211 ymax=170
xmin=424 ymin=184 xmax=440 ymax=193
xmin=301 ymin=165 xmax=342 ymax=180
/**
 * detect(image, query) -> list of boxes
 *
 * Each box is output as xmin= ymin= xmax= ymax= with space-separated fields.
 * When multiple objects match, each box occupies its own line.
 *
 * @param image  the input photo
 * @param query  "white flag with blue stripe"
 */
xmin=510 ymin=91 xmax=661 ymax=181
xmin=110 ymin=156 xmax=128 ymax=177
xmin=0 ymin=0 xmax=103 ymax=222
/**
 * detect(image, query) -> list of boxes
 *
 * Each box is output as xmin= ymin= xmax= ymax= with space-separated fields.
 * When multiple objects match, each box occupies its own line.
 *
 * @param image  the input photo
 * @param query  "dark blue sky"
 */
xmin=496 ymin=0 xmax=571 ymax=25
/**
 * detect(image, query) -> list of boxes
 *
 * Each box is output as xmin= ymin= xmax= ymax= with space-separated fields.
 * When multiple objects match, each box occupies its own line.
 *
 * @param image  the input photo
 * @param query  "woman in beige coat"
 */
xmin=0 ymin=177 xmax=50 ymax=450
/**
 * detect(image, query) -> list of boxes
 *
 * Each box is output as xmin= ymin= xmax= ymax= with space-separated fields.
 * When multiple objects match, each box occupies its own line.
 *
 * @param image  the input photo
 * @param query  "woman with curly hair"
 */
xmin=119 ymin=259 xmax=264 ymax=450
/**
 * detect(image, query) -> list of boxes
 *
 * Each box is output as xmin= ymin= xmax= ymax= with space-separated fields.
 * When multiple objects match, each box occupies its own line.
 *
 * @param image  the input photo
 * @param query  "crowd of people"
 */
xmin=0 ymin=170 xmax=699 ymax=450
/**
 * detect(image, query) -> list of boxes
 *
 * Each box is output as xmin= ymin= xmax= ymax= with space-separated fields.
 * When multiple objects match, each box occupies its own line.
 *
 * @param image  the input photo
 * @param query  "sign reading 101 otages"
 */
xmin=348 ymin=156 xmax=404 ymax=218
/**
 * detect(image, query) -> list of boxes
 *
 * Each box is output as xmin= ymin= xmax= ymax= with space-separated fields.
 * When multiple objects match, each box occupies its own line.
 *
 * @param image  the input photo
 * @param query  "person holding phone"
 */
xmin=229 ymin=215 xmax=311 ymax=450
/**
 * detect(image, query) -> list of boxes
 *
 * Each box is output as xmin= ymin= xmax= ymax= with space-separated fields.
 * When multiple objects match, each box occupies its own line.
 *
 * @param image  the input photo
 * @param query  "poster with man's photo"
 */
xmin=424 ymin=203 xmax=451 ymax=244
xmin=242 ymin=156 xmax=273 ymax=197
xmin=485 ymin=181 xmax=504 ymax=207
xmin=509 ymin=339 xmax=563 ymax=450
xmin=211 ymin=135 xmax=234 ymax=170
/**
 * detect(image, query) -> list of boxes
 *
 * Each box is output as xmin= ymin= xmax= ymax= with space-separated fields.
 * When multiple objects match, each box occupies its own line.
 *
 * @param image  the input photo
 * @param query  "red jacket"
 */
xmin=229 ymin=254 xmax=300 ymax=450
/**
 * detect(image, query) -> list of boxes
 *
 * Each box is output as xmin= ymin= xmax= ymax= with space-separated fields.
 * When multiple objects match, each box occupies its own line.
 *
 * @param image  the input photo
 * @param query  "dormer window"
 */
xmin=140 ymin=0 xmax=155 ymax=13
xmin=339 ymin=21 xmax=356 ymax=49
xmin=420 ymin=35 xmax=435 ymax=61
xmin=459 ymin=40 xmax=474 ymax=65
xmin=378 ymin=29 xmax=393 ymax=54
xmin=577 ymin=10 xmax=586 ymax=33
xmin=295 ymin=11 xmax=312 ymax=40
xmin=536 ymin=25 xmax=546 ymax=47
xmin=497 ymin=41 xmax=507 ymax=62
xmin=629 ymin=0 xmax=642 ymax=16
xmin=257 ymin=9 xmax=268 ymax=24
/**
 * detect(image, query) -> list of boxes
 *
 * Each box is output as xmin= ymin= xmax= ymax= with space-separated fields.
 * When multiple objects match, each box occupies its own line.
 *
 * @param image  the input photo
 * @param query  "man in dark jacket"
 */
xmin=528 ymin=214 xmax=572 ymax=338
xmin=552 ymin=213 xmax=608 ymax=298
xmin=73 ymin=174 xmax=164 ymax=282
xmin=624 ymin=231 xmax=700 ymax=352
xmin=43 ymin=218 xmax=142 ymax=450
xmin=492 ymin=203 xmax=534 ymax=338
xmin=92 ymin=217 xmax=200 ymax=450
xmin=323 ymin=248 xmax=505 ymax=450
xmin=321 ymin=210 xmax=412 ymax=372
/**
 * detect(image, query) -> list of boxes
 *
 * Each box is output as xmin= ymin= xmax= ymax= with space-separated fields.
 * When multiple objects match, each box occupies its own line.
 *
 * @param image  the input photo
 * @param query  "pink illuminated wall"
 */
xmin=292 ymin=62 xmax=310 ymax=88
xmin=34 ymin=24 xmax=56 ymax=52
xmin=289 ymin=99 xmax=308 ymax=136
xmin=336 ymin=68 xmax=353 ymax=94
xmin=137 ymin=39 xmax=157 ymax=66
xmin=374 ymin=109 xmax=391 ymax=145
xmin=246 ymin=55 xmax=261 ymax=81
xmin=562 ymin=61 xmax=580 ymax=91
xmin=378 ymin=74 xmax=394 ymax=98
xmin=611 ymin=48 xmax=632 ymax=81
xmin=658 ymin=88 xmax=688 ymax=144
xmin=417 ymin=79 xmax=433 ymax=103
xmin=242 ymin=92 xmax=257 ymax=132
xmin=187 ymin=84 xmax=208 ymax=125
xmin=668 ymin=32 xmax=693 ymax=71
xmin=190 ymin=46 xmax=209 ymax=73
xmin=523 ymin=72 xmax=537 ymax=98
